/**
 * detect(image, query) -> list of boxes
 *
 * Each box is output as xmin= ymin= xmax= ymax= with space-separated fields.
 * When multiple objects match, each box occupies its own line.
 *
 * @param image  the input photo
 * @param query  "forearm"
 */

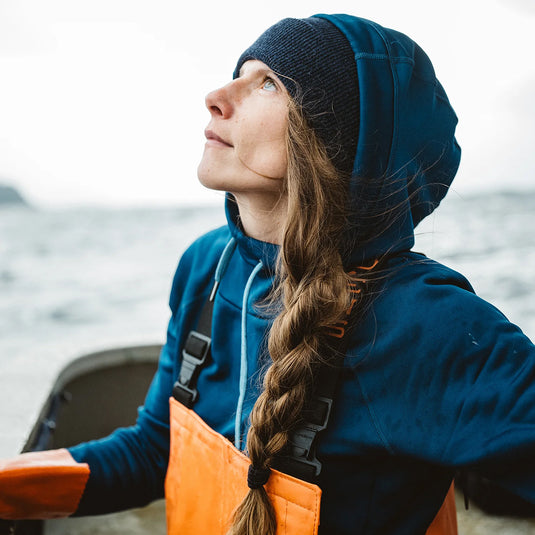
xmin=69 ymin=407 xmax=170 ymax=516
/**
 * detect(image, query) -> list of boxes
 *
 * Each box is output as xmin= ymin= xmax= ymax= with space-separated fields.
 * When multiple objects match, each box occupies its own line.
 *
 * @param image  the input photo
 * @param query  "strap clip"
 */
xmin=273 ymin=396 xmax=333 ymax=479
xmin=172 ymin=330 xmax=211 ymax=407
xmin=301 ymin=395 xmax=332 ymax=432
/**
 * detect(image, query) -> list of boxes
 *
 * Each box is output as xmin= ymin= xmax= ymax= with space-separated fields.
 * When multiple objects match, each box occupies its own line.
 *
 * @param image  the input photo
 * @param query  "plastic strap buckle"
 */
xmin=285 ymin=396 xmax=333 ymax=477
xmin=172 ymin=330 xmax=211 ymax=408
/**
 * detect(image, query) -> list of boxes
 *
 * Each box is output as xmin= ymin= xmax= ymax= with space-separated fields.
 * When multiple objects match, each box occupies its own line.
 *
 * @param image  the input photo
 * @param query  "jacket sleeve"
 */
xmin=436 ymin=295 xmax=535 ymax=501
xmin=68 ymin=308 xmax=178 ymax=514
xmin=358 ymin=262 xmax=535 ymax=503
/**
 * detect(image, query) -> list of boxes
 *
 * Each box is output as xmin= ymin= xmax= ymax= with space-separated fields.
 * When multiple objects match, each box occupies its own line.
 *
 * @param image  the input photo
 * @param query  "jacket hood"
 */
xmin=226 ymin=14 xmax=461 ymax=267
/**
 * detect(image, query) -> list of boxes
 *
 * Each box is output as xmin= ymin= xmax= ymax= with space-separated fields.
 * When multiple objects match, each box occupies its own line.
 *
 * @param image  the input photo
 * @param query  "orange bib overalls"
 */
xmin=165 ymin=396 xmax=457 ymax=535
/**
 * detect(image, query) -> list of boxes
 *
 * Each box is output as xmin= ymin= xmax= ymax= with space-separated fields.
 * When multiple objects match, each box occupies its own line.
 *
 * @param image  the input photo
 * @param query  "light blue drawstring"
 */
xmin=234 ymin=260 xmax=263 ymax=450
xmin=209 ymin=237 xmax=263 ymax=450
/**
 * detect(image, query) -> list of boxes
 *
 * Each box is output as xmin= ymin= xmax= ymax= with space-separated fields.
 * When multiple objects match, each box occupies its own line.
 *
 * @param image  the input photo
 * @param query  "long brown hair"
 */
xmin=227 ymin=99 xmax=354 ymax=535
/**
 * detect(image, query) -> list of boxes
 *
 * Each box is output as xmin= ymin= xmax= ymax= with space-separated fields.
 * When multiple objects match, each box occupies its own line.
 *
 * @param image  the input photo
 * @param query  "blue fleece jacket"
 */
xmin=69 ymin=14 xmax=535 ymax=534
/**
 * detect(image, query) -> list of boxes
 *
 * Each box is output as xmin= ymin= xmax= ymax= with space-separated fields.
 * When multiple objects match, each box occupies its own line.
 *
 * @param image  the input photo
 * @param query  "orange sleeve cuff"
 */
xmin=0 ymin=448 xmax=90 ymax=520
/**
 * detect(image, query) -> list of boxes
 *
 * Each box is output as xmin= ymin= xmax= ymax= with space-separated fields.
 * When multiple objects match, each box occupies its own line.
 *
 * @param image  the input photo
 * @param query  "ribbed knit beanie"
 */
xmin=233 ymin=16 xmax=359 ymax=176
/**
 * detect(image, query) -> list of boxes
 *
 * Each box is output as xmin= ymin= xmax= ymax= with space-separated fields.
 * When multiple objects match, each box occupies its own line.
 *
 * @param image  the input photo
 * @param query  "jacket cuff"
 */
xmin=0 ymin=448 xmax=90 ymax=519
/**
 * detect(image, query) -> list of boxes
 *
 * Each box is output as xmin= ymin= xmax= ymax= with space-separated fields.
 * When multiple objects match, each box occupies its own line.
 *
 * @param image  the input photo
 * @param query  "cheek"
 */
xmin=237 ymin=115 xmax=288 ymax=179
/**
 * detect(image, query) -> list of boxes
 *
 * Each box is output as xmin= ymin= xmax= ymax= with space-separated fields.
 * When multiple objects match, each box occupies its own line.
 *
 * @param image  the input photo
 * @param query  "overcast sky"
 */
xmin=0 ymin=0 xmax=534 ymax=207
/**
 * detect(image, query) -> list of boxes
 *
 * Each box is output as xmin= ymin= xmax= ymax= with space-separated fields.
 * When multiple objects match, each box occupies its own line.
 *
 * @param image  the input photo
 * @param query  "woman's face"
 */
xmin=197 ymin=60 xmax=289 ymax=197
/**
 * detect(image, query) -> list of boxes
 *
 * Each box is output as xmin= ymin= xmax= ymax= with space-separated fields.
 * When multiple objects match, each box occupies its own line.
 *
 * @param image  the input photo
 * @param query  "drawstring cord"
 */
xmin=209 ymin=237 xmax=263 ymax=451
xmin=235 ymin=260 xmax=263 ymax=450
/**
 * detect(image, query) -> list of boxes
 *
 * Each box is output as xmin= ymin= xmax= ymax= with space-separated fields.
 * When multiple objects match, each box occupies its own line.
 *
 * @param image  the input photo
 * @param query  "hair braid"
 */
xmin=227 ymin=101 xmax=352 ymax=535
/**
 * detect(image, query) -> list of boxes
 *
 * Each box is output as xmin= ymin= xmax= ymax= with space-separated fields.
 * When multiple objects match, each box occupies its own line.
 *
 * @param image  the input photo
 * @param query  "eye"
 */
xmin=262 ymin=76 xmax=278 ymax=92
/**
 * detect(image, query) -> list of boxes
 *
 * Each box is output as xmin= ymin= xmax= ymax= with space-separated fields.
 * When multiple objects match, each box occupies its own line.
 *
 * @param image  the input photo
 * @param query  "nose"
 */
xmin=205 ymin=80 xmax=238 ymax=118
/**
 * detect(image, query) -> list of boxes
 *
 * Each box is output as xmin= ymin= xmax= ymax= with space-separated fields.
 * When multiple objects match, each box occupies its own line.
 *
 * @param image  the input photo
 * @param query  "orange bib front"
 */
xmin=164 ymin=396 xmax=457 ymax=534
xmin=165 ymin=397 xmax=322 ymax=535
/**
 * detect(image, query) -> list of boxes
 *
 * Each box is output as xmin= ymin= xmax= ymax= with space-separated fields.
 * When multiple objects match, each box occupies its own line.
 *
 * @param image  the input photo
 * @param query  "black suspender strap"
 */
xmin=172 ymin=236 xmax=238 ymax=408
xmin=267 ymin=269 xmax=363 ymax=482
xmin=172 ymin=298 xmax=213 ymax=408
xmin=270 ymin=339 xmax=348 ymax=482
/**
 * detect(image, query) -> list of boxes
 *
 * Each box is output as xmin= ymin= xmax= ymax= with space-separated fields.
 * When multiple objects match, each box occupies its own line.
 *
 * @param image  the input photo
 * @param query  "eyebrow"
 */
xmin=238 ymin=63 xmax=274 ymax=79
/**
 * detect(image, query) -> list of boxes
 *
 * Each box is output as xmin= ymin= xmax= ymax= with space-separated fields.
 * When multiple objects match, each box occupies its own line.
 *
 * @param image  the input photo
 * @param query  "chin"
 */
xmin=197 ymin=166 xmax=227 ymax=192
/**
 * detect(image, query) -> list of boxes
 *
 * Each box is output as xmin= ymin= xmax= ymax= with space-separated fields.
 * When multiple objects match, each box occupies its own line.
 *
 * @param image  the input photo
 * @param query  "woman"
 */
xmin=2 ymin=13 xmax=535 ymax=535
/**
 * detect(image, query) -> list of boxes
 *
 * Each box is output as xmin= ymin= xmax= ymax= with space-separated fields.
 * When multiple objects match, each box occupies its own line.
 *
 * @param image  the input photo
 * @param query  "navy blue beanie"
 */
xmin=233 ymin=16 xmax=359 ymax=176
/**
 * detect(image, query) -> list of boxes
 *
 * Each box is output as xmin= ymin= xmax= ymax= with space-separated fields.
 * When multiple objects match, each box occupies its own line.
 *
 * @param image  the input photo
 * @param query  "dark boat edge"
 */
xmin=4 ymin=344 xmax=164 ymax=535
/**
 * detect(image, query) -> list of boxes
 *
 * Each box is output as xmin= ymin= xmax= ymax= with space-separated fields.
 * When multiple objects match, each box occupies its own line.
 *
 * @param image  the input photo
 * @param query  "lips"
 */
xmin=204 ymin=129 xmax=233 ymax=147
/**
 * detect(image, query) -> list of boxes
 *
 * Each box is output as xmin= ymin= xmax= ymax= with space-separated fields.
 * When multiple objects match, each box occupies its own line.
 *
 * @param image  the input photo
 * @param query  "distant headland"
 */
xmin=0 ymin=184 xmax=28 ymax=206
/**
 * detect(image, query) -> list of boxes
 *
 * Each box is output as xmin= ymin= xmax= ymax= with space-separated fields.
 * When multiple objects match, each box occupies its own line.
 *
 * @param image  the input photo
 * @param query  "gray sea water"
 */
xmin=0 ymin=203 xmax=227 ymax=456
xmin=1 ymin=191 xmax=535 ymax=534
